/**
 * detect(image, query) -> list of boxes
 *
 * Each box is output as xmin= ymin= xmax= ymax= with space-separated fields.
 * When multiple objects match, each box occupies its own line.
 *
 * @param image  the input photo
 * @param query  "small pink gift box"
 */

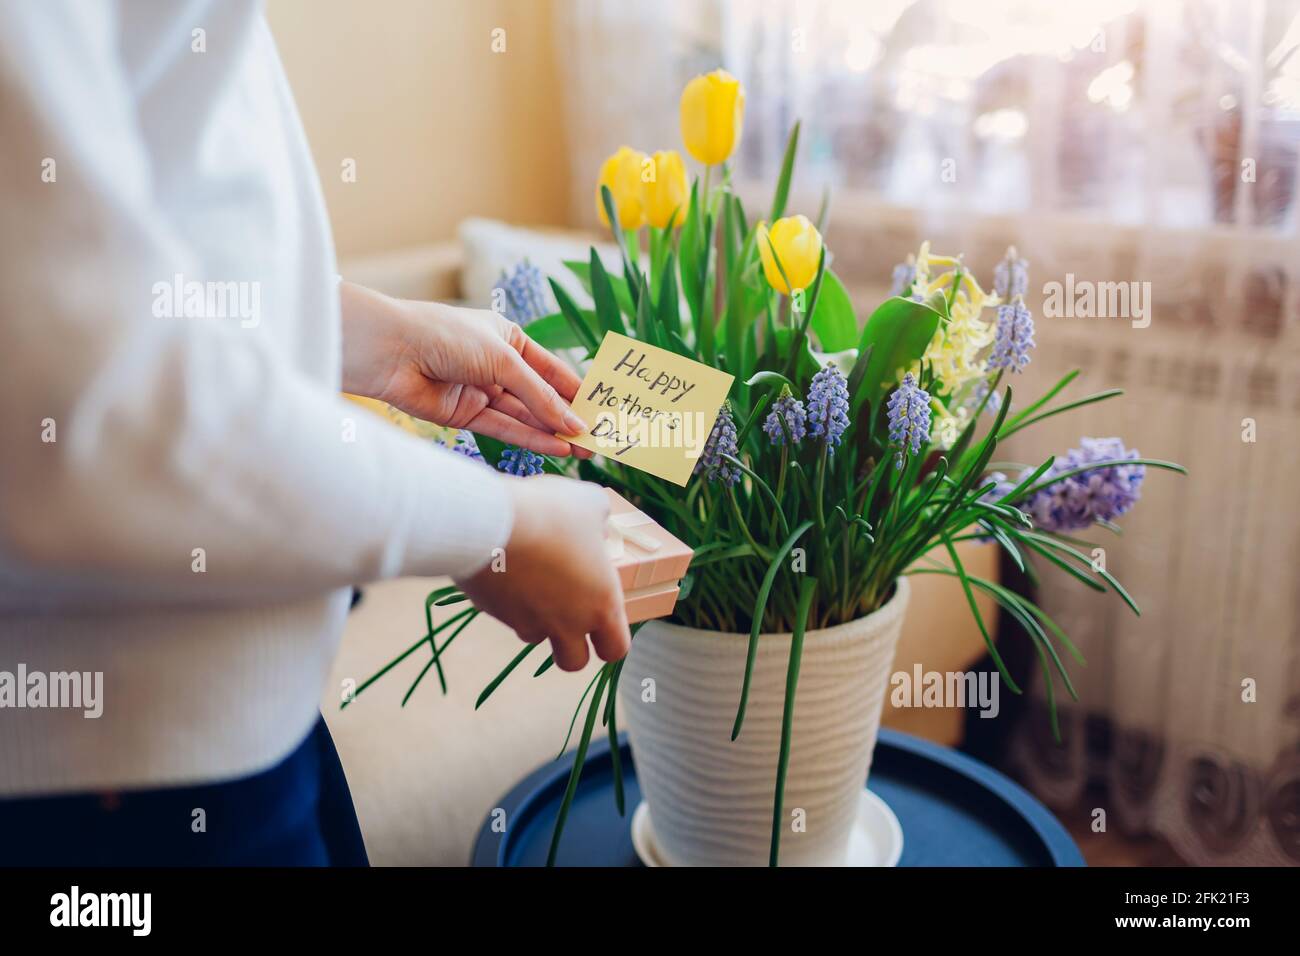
xmin=603 ymin=488 xmax=693 ymax=624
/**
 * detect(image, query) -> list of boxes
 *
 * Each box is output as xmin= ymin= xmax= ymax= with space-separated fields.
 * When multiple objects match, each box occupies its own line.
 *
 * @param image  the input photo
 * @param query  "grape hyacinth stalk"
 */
xmin=450 ymin=429 xmax=484 ymax=462
xmin=989 ymin=437 xmax=1146 ymax=532
xmin=492 ymin=260 xmax=550 ymax=326
xmin=763 ymin=389 xmax=807 ymax=445
xmin=989 ymin=301 xmax=1035 ymax=373
xmin=993 ymin=246 xmax=1029 ymax=299
xmin=497 ymin=445 xmax=546 ymax=477
xmin=806 ymin=364 xmax=850 ymax=453
xmin=886 ymin=372 xmax=931 ymax=468
xmin=696 ymin=402 xmax=740 ymax=484
xmin=1027 ymin=437 xmax=1146 ymax=532
xmin=989 ymin=246 xmax=1034 ymax=373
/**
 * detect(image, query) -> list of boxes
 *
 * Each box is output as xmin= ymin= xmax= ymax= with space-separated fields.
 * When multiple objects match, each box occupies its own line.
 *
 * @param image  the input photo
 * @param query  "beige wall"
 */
xmin=267 ymin=0 xmax=571 ymax=258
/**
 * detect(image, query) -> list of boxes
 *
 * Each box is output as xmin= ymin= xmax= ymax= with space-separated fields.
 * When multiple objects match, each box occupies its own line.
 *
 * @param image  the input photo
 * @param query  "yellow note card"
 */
xmin=563 ymin=332 xmax=735 ymax=486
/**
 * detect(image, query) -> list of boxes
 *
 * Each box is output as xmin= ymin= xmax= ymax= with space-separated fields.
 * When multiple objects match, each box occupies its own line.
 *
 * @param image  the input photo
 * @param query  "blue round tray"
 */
xmin=472 ymin=728 xmax=1084 ymax=866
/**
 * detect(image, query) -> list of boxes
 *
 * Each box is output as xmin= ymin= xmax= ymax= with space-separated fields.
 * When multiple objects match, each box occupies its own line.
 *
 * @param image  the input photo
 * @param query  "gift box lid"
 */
xmin=603 ymin=488 xmax=693 ymax=591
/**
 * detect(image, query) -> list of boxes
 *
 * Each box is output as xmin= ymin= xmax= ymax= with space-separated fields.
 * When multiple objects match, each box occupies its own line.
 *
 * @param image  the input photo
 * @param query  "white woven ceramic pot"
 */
xmin=619 ymin=578 xmax=910 ymax=867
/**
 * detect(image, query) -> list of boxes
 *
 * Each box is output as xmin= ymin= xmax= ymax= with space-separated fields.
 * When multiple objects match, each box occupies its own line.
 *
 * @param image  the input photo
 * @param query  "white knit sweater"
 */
xmin=0 ymin=1 xmax=512 ymax=795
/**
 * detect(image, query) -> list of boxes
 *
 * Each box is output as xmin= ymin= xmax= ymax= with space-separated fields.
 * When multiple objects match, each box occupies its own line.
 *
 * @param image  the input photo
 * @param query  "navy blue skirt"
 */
xmin=0 ymin=716 xmax=369 ymax=866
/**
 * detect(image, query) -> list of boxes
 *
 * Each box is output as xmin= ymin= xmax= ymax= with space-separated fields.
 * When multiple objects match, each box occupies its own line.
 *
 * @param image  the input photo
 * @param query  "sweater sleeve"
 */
xmin=0 ymin=3 xmax=513 ymax=607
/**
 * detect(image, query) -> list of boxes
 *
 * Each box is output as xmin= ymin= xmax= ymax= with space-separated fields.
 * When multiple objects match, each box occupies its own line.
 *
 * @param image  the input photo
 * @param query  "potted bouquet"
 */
xmin=347 ymin=70 xmax=1184 ymax=866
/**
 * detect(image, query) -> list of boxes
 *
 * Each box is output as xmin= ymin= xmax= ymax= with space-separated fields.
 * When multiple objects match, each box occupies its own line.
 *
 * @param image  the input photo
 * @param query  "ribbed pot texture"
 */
xmin=619 ymin=577 xmax=910 ymax=866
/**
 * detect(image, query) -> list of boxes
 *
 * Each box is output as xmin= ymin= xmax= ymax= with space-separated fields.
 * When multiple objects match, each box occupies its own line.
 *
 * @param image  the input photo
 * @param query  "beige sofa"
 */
xmin=323 ymin=231 xmax=998 ymax=865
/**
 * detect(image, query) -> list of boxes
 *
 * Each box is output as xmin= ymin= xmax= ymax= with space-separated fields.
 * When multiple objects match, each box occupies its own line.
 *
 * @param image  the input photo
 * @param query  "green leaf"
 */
xmin=723 ymin=217 xmax=760 ymax=377
xmin=474 ymin=643 xmax=539 ymax=710
xmin=1001 ymin=368 xmax=1079 ymax=431
xmin=852 ymin=296 xmax=942 ymax=414
xmin=556 ymin=670 xmax=602 ymax=759
xmin=548 ymin=279 xmax=600 ymax=353
xmin=523 ymin=311 xmax=587 ymax=349
xmin=606 ymin=659 xmax=626 ymax=816
xmin=808 ymin=270 xmax=858 ymax=352
xmin=546 ymin=665 xmax=611 ymax=866
xmin=942 ymin=535 xmax=1021 ymax=695
xmin=472 ymin=433 xmax=508 ymax=469
xmin=745 ymin=370 xmax=795 ymax=390
xmin=814 ymin=183 xmax=831 ymax=235
xmin=732 ymin=520 xmax=815 ymax=740
xmin=657 ymin=250 xmax=683 ymax=340
xmin=777 ymin=245 xmax=827 ymax=381
xmin=1018 ymin=458 xmax=1188 ymax=501
xmin=679 ymin=181 xmax=712 ymax=364
xmin=998 ymin=388 xmax=1125 ymax=441
xmin=771 ymin=327 xmax=820 ymax=380
xmin=589 ymin=248 xmax=627 ymax=338
xmin=770 ymin=576 xmax=817 ymax=867
xmin=563 ymin=260 xmax=635 ymax=318
xmin=769 ymin=121 xmax=801 ymax=222
xmin=1022 ymin=531 xmax=1142 ymax=616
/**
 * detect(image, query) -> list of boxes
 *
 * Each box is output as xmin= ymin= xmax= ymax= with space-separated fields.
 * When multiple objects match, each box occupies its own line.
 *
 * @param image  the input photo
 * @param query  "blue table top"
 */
xmin=472 ymin=728 xmax=1084 ymax=867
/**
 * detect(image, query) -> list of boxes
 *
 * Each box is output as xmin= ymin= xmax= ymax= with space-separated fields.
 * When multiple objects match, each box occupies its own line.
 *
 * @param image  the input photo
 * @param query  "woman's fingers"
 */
xmin=549 ymin=633 xmax=590 ymax=672
xmin=588 ymin=601 xmax=632 ymax=663
xmin=516 ymin=331 xmax=586 ymax=402
xmin=489 ymin=390 xmax=549 ymax=433
xmin=497 ymin=348 xmax=587 ymax=437
xmin=487 ymin=392 xmax=593 ymax=459
xmin=464 ymin=407 xmax=572 ymax=456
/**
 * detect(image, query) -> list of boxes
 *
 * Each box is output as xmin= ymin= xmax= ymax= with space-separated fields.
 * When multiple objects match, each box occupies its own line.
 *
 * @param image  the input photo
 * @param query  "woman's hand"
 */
xmin=340 ymin=281 xmax=589 ymax=456
xmin=455 ymin=475 xmax=631 ymax=671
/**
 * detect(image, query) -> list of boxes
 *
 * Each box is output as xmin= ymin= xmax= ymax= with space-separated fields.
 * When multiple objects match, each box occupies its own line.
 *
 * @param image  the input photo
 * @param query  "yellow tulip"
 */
xmin=757 ymin=215 xmax=823 ymax=294
xmin=642 ymin=150 xmax=688 ymax=230
xmin=596 ymin=146 xmax=647 ymax=230
xmin=680 ymin=69 xmax=745 ymax=166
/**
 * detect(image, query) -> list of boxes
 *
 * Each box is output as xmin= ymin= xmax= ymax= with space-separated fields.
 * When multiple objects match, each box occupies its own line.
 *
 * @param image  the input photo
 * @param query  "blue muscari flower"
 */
xmin=991 ymin=437 xmax=1145 ymax=532
xmin=497 ymin=445 xmax=546 ymax=477
xmin=989 ymin=301 xmax=1035 ymax=372
xmin=886 ymin=372 xmax=931 ymax=468
xmin=993 ymin=247 xmax=1029 ymax=299
xmin=763 ymin=392 xmax=807 ymax=445
xmin=451 ymin=429 xmax=484 ymax=462
xmin=493 ymin=260 xmax=550 ymax=325
xmin=806 ymin=364 xmax=850 ymax=453
xmin=889 ymin=261 xmax=917 ymax=297
xmin=696 ymin=402 xmax=740 ymax=484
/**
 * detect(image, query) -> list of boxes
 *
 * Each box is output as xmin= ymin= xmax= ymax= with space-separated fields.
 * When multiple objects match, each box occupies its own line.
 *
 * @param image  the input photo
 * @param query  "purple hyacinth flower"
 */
xmin=889 ymin=261 xmax=917 ymax=297
xmin=886 ymin=372 xmax=931 ymax=468
xmin=493 ymin=260 xmax=551 ymax=326
xmin=989 ymin=301 xmax=1035 ymax=372
xmin=763 ymin=392 xmax=808 ymax=445
xmin=696 ymin=403 xmax=740 ymax=484
xmin=807 ymin=364 xmax=850 ymax=453
xmin=451 ymin=429 xmax=485 ymax=462
xmin=993 ymin=248 xmax=1029 ymax=299
xmin=996 ymin=437 xmax=1145 ymax=532
xmin=497 ymin=445 xmax=546 ymax=477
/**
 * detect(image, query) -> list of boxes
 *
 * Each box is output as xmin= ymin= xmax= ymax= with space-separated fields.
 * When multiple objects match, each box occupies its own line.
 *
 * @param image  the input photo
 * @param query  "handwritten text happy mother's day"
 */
xmin=564 ymin=333 xmax=734 ymax=486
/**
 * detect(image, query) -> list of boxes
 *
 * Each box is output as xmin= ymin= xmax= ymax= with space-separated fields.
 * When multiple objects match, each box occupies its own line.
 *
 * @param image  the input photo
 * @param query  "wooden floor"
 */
xmin=1058 ymin=800 xmax=1186 ymax=867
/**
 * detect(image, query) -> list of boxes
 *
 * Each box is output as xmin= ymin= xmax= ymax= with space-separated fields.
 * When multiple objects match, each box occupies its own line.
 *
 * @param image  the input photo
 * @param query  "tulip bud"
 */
xmin=679 ymin=69 xmax=745 ymax=166
xmin=641 ymin=150 xmax=688 ymax=230
xmin=757 ymin=215 xmax=823 ymax=295
xmin=596 ymin=146 xmax=647 ymax=230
